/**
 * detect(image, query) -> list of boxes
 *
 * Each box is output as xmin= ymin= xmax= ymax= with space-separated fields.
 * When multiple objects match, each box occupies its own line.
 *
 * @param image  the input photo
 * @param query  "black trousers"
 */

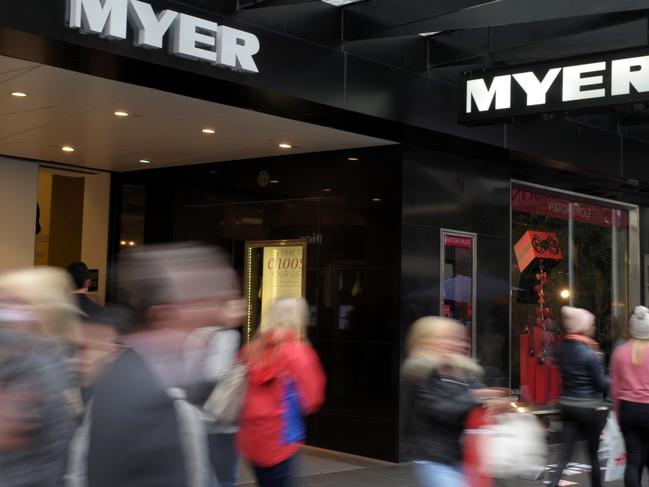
xmin=550 ymin=404 xmax=607 ymax=487
xmin=253 ymin=456 xmax=297 ymax=487
xmin=619 ymin=400 xmax=649 ymax=487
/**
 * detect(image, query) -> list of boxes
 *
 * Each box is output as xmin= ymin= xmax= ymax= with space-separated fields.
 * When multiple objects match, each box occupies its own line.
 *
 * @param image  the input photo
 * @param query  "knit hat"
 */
xmin=629 ymin=306 xmax=649 ymax=340
xmin=561 ymin=306 xmax=595 ymax=335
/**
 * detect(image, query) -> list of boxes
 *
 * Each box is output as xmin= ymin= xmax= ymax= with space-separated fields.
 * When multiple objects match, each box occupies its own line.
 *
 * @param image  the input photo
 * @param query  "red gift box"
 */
xmin=514 ymin=230 xmax=562 ymax=273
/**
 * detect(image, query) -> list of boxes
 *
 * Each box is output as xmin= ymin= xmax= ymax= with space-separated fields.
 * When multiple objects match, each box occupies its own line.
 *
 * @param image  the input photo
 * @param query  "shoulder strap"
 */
xmin=64 ymin=399 xmax=93 ymax=487
xmin=167 ymin=388 xmax=210 ymax=487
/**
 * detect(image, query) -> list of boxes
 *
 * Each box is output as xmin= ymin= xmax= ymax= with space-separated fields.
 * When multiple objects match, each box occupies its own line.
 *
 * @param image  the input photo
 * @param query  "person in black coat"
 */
xmin=86 ymin=244 xmax=244 ymax=487
xmin=550 ymin=306 xmax=609 ymax=487
xmin=401 ymin=316 xmax=505 ymax=487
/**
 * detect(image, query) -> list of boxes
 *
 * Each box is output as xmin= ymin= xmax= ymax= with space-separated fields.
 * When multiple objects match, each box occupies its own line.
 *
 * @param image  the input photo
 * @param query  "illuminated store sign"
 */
xmin=459 ymin=48 xmax=649 ymax=124
xmin=67 ymin=0 xmax=261 ymax=73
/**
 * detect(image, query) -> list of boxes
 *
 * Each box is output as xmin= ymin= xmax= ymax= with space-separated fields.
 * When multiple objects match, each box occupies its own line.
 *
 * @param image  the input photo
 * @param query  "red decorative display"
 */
xmin=514 ymin=230 xmax=562 ymax=273
xmin=518 ymin=262 xmax=563 ymax=404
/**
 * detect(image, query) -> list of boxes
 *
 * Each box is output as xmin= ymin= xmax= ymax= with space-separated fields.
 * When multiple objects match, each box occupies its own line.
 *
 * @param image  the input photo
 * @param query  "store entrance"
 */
xmin=35 ymin=167 xmax=110 ymax=303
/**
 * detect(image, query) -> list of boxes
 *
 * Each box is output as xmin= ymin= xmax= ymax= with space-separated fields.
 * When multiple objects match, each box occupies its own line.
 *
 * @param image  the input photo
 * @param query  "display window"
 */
xmin=441 ymin=230 xmax=477 ymax=355
xmin=511 ymin=185 xmax=630 ymax=404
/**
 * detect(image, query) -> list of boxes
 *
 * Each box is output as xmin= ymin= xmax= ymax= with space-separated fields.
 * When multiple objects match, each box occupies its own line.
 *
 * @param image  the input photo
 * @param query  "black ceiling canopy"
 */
xmin=344 ymin=0 xmax=649 ymax=40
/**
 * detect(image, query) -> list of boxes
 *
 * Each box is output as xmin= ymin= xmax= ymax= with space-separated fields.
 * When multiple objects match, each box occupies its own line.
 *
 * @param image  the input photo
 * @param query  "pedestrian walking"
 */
xmin=237 ymin=297 xmax=326 ymax=487
xmin=0 ymin=267 xmax=82 ymax=487
xmin=401 ymin=316 xmax=506 ymax=487
xmin=550 ymin=306 xmax=609 ymax=487
xmin=611 ymin=305 xmax=649 ymax=487
xmin=85 ymin=243 xmax=243 ymax=487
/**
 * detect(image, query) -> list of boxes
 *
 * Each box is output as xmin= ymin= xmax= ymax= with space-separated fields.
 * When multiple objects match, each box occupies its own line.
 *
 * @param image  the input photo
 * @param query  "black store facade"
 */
xmin=2 ymin=0 xmax=649 ymax=462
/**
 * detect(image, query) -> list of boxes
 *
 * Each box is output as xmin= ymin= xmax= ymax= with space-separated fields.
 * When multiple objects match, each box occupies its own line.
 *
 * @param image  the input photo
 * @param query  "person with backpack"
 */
xmin=85 ymin=243 xmax=244 ymax=487
xmin=237 ymin=297 xmax=326 ymax=487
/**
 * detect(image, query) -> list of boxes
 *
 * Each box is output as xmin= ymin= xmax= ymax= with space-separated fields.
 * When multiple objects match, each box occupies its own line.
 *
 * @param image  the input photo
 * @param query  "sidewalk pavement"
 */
xmin=236 ymin=446 xmax=641 ymax=487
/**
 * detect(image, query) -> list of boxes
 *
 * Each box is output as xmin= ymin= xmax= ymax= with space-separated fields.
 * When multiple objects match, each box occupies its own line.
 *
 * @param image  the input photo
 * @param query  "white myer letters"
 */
xmin=562 ymin=62 xmax=605 ymax=102
xmin=172 ymin=14 xmax=219 ymax=63
xmin=128 ymin=1 xmax=177 ymax=49
xmin=512 ymin=68 xmax=561 ymax=106
xmin=67 ymin=0 xmax=260 ymax=73
xmin=68 ymin=0 xmax=127 ymax=39
xmin=218 ymin=26 xmax=260 ymax=72
xmin=611 ymin=56 xmax=649 ymax=96
xmin=465 ymin=75 xmax=511 ymax=113
xmin=464 ymin=54 xmax=649 ymax=116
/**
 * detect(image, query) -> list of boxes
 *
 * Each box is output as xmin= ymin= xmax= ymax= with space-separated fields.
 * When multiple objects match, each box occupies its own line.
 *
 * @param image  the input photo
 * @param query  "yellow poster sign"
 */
xmin=260 ymin=245 xmax=304 ymax=327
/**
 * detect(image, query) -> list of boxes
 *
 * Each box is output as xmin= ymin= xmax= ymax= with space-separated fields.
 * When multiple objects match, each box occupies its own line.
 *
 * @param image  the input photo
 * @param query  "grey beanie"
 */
xmin=630 ymin=306 xmax=649 ymax=340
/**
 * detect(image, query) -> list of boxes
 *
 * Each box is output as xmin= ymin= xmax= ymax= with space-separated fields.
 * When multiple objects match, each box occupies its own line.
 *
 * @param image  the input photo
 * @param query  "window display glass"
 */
xmin=441 ymin=231 xmax=476 ymax=355
xmin=511 ymin=186 xmax=629 ymax=404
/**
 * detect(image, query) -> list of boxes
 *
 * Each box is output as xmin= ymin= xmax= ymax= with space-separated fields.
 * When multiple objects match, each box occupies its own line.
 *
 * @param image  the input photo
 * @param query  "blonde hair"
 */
xmin=261 ymin=297 xmax=308 ymax=339
xmin=0 ymin=267 xmax=82 ymax=344
xmin=406 ymin=316 xmax=462 ymax=356
xmin=631 ymin=339 xmax=649 ymax=366
xmin=403 ymin=316 xmax=482 ymax=379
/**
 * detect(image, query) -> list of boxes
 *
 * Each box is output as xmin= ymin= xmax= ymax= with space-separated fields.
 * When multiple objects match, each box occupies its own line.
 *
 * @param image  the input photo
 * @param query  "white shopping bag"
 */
xmin=598 ymin=412 xmax=616 ymax=460
xmin=477 ymin=413 xmax=548 ymax=479
xmin=604 ymin=413 xmax=626 ymax=482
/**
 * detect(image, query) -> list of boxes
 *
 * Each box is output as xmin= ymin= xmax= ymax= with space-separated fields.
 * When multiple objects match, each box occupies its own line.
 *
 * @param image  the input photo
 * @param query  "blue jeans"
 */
xmin=208 ymin=433 xmax=239 ymax=487
xmin=413 ymin=461 xmax=465 ymax=487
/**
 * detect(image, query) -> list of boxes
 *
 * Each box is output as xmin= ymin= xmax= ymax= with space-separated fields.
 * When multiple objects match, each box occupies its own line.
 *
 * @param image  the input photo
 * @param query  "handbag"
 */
xmin=203 ymin=361 xmax=247 ymax=425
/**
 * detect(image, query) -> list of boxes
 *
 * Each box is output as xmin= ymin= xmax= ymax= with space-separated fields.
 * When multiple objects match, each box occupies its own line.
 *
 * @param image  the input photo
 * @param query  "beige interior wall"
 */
xmin=35 ymin=172 xmax=53 ymax=266
xmin=81 ymin=172 xmax=111 ymax=304
xmin=0 ymin=157 xmax=38 ymax=271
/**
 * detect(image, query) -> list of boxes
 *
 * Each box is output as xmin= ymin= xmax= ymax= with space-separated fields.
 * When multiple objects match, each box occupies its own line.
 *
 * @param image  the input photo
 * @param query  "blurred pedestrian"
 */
xmin=185 ymin=323 xmax=242 ymax=487
xmin=611 ymin=305 xmax=649 ymax=487
xmin=401 ymin=316 xmax=488 ymax=487
xmin=237 ymin=297 xmax=326 ymax=487
xmin=550 ymin=306 xmax=609 ymax=487
xmin=86 ymin=243 xmax=243 ymax=487
xmin=76 ymin=306 xmax=124 ymax=404
xmin=0 ymin=267 xmax=82 ymax=487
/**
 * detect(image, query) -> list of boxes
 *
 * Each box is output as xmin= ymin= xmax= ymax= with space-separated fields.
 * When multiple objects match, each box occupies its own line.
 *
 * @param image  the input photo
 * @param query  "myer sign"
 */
xmin=66 ymin=0 xmax=261 ymax=73
xmin=459 ymin=48 xmax=649 ymax=124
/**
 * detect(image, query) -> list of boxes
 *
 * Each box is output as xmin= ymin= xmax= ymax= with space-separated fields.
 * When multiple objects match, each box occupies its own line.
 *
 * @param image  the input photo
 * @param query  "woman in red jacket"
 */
xmin=237 ymin=297 xmax=326 ymax=487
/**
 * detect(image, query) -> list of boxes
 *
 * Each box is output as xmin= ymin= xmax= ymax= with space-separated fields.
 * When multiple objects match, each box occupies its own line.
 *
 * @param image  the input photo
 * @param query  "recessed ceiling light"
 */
xmin=114 ymin=111 xmax=129 ymax=117
xmin=347 ymin=157 xmax=360 ymax=161
xmin=202 ymin=128 xmax=216 ymax=134
xmin=323 ymin=188 xmax=333 ymax=192
xmin=371 ymin=197 xmax=381 ymax=202
xmin=61 ymin=145 xmax=75 ymax=152
xmin=278 ymin=143 xmax=293 ymax=149
xmin=139 ymin=159 xmax=152 ymax=164
xmin=270 ymin=180 xmax=279 ymax=184
xmin=10 ymin=92 xmax=27 ymax=97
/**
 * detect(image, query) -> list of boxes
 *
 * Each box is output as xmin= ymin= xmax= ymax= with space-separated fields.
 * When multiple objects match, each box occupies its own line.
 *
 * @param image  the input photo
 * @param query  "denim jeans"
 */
xmin=413 ymin=461 xmax=465 ymax=487
xmin=208 ymin=433 xmax=239 ymax=487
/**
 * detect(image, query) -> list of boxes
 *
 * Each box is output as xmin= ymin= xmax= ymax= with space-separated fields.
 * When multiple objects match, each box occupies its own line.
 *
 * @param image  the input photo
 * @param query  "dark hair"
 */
xmin=117 ymin=243 xmax=238 ymax=332
xmin=66 ymin=262 xmax=90 ymax=290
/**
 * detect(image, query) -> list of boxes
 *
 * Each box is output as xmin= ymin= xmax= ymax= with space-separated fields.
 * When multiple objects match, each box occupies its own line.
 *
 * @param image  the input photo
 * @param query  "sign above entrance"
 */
xmin=66 ymin=0 xmax=261 ymax=73
xmin=459 ymin=47 xmax=649 ymax=125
